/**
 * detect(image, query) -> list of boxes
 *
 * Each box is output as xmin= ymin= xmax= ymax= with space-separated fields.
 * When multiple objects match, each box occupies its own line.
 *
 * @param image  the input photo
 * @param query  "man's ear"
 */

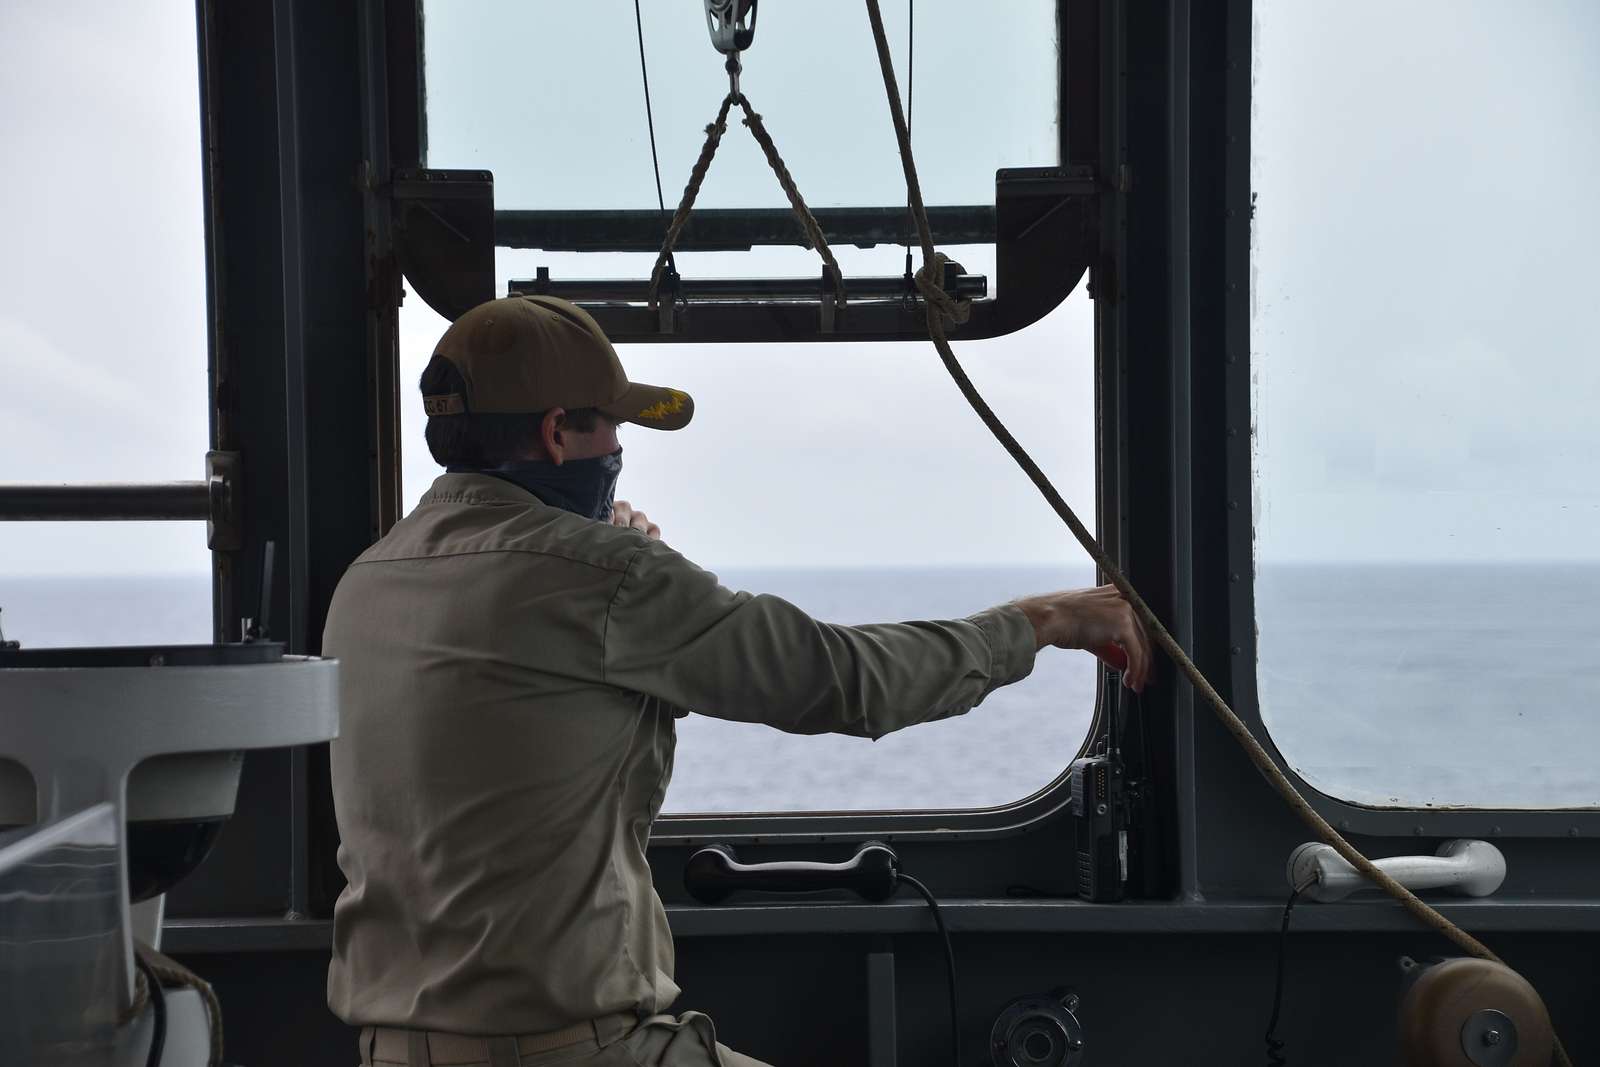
xmin=540 ymin=407 xmax=567 ymax=465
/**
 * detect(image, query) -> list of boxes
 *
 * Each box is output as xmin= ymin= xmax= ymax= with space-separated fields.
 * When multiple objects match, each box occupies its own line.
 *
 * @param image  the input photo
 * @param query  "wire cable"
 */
xmin=135 ymin=952 xmax=167 ymax=1067
xmin=897 ymin=872 xmax=960 ymax=1067
xmin=632 ymin=0 xmax=668 ymax=216
xmin=902 ymin=0 xmax=916 ymax=278
xmin=1263 ymin=882 xmax=1310 ymax=1066
xmin=630 ymin=0 xmax=668 ymax=308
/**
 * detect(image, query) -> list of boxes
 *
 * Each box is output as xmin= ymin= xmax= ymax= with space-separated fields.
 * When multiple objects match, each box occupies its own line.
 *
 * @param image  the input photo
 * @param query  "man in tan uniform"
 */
xmin=323 ymin=295 xmax=1151 ymax=1067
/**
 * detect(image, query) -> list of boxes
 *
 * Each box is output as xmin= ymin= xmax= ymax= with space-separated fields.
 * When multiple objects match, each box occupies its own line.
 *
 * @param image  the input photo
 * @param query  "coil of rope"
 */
xmin=856 ymin=0 xmax=1571 ymax=1063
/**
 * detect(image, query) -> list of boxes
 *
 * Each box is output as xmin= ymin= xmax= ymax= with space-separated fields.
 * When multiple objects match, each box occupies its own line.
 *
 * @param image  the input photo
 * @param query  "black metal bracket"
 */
xmin=494 ymin=205 xmax=995 ymax=254
xmin=507 ymin=267 xmax=987 ymax=310
xmin=206 ymin=449 xmax=242 ymax=551
xmin=567 ymin=166 xmax=1094 ymax=343
xmin=392 ymin=168 xmax=495 ymax=321
xmin=992 ymin=164 xmax=1099 ymax=333
xmin=398 ymin=165 xmax=1095 ymax=342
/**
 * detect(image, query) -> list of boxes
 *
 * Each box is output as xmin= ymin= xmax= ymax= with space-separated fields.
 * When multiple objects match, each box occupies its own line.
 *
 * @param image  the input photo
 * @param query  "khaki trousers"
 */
xmin=359 ymin=1012 xmax=773 ymax=1067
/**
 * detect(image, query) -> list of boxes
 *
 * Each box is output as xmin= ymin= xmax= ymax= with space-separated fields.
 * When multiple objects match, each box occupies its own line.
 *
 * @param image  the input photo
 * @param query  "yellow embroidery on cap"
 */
xmin=636 ymin=389 xmax=688 ymax=421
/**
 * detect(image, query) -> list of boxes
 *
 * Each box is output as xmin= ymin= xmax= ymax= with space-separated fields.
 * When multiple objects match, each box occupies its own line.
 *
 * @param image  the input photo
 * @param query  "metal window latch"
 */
xmin=1287 ymin=839 xmax=1506 ymax=903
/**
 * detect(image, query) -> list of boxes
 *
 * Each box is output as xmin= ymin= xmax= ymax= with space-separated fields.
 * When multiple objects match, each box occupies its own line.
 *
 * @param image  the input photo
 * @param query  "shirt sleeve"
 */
xmin=602 ymin=538 xmax=1038 ymax=739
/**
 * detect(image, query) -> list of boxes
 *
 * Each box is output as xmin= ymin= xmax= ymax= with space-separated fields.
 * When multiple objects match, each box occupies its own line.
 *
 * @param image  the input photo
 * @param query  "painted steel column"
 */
xmin=1168 ymin=0 xmax=1201 ymax=901
xmin=177 ymin=0 xmax=298 ymax=922
xmin=272 ymin=0 xmax=310 ymax=658
xmin=358 ymin=0 xmax=403 ymax=540
xmin=271 ymin=0 xmax=312 ymax=920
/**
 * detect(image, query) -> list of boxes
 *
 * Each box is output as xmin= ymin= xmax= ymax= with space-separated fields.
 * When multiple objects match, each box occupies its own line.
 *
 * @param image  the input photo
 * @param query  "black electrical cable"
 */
xmin=897 ymin=872 xmax=959 ymax=1067
xmin=632 ymin=0 xmax=669 ymax=216
xmin=136 ymin=952 xmax=167 ymax=1067
xmin=902 ymin=0 xmax=916 ymax=280
xmin=1263 ymin=883 xmax=1308 ymax=1066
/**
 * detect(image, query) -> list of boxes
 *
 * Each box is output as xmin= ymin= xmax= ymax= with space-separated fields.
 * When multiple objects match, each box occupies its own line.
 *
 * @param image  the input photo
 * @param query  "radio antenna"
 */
xmin=243 ymin=540 xmax=276 ymax=642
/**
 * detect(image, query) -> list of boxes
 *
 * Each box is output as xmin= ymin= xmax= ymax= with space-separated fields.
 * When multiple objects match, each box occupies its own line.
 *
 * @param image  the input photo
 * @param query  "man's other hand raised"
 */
xmin=611 ymin=500 xmax=662 ymax=540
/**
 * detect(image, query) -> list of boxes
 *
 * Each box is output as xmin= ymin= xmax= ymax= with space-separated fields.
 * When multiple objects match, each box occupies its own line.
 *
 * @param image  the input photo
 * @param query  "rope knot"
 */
xmin=914 ymin=253 xmax=971 ymax=329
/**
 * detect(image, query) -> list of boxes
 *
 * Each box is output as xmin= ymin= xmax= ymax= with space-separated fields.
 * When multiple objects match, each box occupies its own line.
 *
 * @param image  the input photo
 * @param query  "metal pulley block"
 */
xmin=704 ymin=0 xmax=758 ymax=54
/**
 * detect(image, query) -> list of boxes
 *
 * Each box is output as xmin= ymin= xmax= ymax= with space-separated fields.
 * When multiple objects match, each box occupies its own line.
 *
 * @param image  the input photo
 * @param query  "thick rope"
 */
xmin=136 ymin=941 xmax=225 ymax=1067
xmin=117 ymin=963 xmax=151 ymax=1027
xmin=648 ymin=94 xmax=736 ymax=306
xmin=859 ymin=1 xmax=1572 ymax=1063
xmin=648 ymin=93 xmax=846 ymax=308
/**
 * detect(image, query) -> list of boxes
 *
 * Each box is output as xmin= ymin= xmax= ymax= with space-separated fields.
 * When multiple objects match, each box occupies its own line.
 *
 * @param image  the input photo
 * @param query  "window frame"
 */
xmin=1230 ymin=4 xmax=1600 ymax=840
xmin=130 ymin=0 xmax=1600 ymax=970
xmin=650 ymin=696 xmax=1112 ymax=846
xmin=183 ymin=0 xmax=1600 ymax=942
xmin=643 ymin=0 xmax=1600 ymax=869
xmin=386 ymin=0 xmax=1120 ymax=842
xmin=391 ymin=1 xmax=1101 ymax=346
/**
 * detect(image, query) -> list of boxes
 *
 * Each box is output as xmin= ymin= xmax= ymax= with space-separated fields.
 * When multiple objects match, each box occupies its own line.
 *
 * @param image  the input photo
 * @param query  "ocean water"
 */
xmin=1256 ymin=562 xmax=1600 ymax=810
xmin=2 ymin=563 xmax=1596 ymax=812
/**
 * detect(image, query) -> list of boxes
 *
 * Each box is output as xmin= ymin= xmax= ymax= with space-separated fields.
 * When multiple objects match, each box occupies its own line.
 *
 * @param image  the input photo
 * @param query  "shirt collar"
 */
xmin=418 ymin=471 xmax=544 ymax=508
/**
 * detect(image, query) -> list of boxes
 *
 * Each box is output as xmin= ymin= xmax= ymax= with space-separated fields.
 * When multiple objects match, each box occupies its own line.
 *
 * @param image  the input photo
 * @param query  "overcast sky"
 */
xmin=1252 ymin=1 xmax=1600 ymax=562
xmin=1 ymin=0 xmax=1596 ymax=578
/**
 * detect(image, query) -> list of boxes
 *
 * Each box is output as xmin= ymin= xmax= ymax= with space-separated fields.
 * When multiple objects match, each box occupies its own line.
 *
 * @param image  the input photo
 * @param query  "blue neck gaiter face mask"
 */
xmin=454 ymin=449 xmax=623 ymax=522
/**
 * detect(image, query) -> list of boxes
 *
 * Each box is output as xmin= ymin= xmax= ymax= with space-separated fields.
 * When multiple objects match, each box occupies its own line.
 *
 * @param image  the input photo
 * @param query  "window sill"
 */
xmin=162 ymin=896 xmax=1600 ymax=954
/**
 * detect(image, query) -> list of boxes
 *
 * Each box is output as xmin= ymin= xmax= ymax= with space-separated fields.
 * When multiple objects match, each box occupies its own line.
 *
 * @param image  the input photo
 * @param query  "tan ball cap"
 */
xmin=422 ymin=295 xmax=694 ymax=431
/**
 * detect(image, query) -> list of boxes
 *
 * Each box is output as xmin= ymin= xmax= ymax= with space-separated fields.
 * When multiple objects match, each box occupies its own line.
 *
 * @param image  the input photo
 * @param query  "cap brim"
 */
xmin=599 ymin=382 xmax=695 ymax=431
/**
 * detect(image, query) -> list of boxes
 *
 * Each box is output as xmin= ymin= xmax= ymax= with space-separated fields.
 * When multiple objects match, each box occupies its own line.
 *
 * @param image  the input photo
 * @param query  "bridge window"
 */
xmin=0 ymin=1 xmax=210 ymax=646
xmin=1252 ymin=1 xmax=1600 ymax=808
xmin=399 ymin=249 xmax=1097 ymax=813
xmin=421 ymin=0 xmax=1058 ymax=214
xmin=399 ymin=0 xmax=1097 ymax=813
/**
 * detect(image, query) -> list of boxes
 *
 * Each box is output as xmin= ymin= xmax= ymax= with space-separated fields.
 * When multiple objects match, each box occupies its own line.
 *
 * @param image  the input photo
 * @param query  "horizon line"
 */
xmin=6 ymin=557 xmax=1600 ymax=582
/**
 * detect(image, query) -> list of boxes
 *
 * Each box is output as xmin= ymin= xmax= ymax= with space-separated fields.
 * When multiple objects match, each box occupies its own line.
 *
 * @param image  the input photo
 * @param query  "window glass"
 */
xmin=399 ymin=247 xmax=1097 ymax=812
xmin=421 ymin=0 xmax=1058 ymax=211
xmin=1252 ymin=1 xmax=1600 ymax=808
xmin=0 ymin=2 xmax=211 ymax=645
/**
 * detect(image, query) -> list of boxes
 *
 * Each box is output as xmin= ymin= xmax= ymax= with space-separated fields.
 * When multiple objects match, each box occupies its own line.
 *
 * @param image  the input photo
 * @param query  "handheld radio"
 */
xmin=1069 ymin=673 xmax=1135 ymax=902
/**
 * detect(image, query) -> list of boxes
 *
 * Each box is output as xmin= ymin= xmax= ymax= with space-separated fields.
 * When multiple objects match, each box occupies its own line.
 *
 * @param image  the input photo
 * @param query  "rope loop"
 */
xmin=914 ymin=252 xmax=970 ymax=330
xmin=735 ymin=96 xmax=847 ymax=302
xmin=648 ymin=94 xmax=737 ymax=308
xmin=648 ymin=88 xmax=846 ymax=310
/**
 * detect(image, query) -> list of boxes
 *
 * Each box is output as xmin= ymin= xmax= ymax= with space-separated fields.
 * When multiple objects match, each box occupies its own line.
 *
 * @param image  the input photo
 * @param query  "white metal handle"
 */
xmin=1287 ymin=839 xmax=1506 ymax=903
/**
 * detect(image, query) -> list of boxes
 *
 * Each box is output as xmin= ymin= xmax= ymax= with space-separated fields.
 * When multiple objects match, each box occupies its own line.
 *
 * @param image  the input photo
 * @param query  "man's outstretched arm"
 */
xmin=601 ymin=536 xmax=1149 ymax=739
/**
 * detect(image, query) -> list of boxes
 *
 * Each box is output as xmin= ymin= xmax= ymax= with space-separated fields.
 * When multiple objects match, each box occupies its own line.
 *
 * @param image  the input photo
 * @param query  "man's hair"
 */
xmin=420 ymin=355 xmax=604 ymax=468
